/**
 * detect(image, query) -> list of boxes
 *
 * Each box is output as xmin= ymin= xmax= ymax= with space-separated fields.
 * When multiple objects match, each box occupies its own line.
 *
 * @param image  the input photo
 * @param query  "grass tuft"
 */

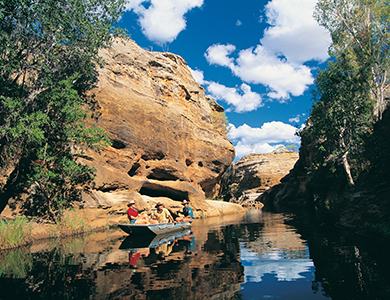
xmin=49 ymin=210 xmax=90 ymax=238
xmin=0 ymin=217 xmax=34 ymax=250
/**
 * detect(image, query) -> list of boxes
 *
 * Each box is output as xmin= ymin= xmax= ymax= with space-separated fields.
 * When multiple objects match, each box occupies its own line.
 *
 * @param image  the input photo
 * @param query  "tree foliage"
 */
xmin=299 ymin=58 xmax=374 ymax=188
xmin=314 ymin=0 xmax=390 ymax=120
xmin=0 ymin=0 xmax=126 ymax=222
xmin=299 ymin=0 xmax=390 ymax=193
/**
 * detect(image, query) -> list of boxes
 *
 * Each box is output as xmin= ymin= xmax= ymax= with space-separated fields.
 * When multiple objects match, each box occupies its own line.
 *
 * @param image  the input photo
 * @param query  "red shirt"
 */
xmin=127 ymin=207 xmax=139 ymax=219
xmin=129 ymin=252 xmax=141 ymax=266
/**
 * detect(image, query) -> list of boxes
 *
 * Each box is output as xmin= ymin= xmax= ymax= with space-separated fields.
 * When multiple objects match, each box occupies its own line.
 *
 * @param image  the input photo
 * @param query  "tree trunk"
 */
xmin=342 ymin=152 xmax=355 ymax=187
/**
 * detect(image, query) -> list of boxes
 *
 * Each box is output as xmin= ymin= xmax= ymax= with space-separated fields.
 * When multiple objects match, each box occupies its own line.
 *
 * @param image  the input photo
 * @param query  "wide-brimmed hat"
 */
xmin=182 ymin=200 xmax=189 ymax=205
xmin=127 ymin=200 xmax=135 ymax=207
xmin=155 ymin=202 xmax=163 ymax=208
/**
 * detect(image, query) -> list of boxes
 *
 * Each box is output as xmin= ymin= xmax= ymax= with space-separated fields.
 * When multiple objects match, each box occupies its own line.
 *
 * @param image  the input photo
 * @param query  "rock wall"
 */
xmin=223 ymin=152 xmax=299 ymax=207
xmin=78 ymin=38 xmax=240 ymax=216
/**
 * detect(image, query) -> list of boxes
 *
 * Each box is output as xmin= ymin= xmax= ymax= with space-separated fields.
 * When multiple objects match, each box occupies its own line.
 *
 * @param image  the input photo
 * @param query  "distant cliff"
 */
xmin=222 ymin=152 xmax=299 ymax=206
xmin=260 ymin=109 xmax=390 ymax=238
xmin=78 ymin=38 xmax=242 ymax=216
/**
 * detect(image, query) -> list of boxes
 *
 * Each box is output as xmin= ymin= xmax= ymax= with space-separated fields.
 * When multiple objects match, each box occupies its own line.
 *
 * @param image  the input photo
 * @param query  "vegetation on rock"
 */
xmin=288 ymin=0 xmax=390 ymax=236
xmin=0 ymin=0 xmax=126 ymax=222
xmin=299 ymin=0 xmax=390 ymax=194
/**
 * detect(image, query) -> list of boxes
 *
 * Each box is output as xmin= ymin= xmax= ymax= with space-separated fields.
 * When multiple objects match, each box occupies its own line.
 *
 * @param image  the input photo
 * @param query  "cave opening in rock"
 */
xmin=128 ymin=163 xmax=141 ymax=176
xmin=139 ymin=182 xmax=188 ymax=201
xmin=111 ymin=139 xmax=126 ymax=149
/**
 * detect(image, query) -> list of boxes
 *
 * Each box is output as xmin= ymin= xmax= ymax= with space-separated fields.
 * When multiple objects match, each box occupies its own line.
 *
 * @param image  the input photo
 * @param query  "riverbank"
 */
xmin=0 ymin=199 xmax=246 ymax=248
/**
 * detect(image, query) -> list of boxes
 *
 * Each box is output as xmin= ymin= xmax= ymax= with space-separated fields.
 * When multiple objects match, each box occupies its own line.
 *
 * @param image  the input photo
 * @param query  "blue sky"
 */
xmin=118 ymin=0 xmax=331 ymax=160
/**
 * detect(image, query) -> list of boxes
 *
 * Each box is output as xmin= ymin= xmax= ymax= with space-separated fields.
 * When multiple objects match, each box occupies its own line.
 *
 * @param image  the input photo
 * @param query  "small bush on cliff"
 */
xmin=0 ymin=0 xmax=126 ymax=223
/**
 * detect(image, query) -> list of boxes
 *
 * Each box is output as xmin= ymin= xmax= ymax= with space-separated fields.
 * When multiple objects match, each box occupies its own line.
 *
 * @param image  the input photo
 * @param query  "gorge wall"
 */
xmin=222 ymin=152 xmax=299 ymax=206
xmin=260 ymin=109 xmax=390 ymax=237
xmin=78 ymin=38 xmax=242 ymax=216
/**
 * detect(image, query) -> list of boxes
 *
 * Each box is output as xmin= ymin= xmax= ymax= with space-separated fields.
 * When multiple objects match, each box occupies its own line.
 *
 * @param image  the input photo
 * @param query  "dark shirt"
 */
xmin=183 ymin=206 xmax=194 ymax=218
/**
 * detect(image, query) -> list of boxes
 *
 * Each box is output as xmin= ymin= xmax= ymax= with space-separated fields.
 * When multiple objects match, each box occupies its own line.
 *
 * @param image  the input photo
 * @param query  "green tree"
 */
xmin=314 ymin=0 xmax=390 ymax=120
xmin=0 ymin=0 xmax=126 ymax=222
xmin=300 ymin=58 xmax=374 ymax=187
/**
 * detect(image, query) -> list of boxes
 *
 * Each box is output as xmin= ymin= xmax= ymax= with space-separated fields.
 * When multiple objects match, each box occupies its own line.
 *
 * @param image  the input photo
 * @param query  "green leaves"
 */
xmin=315 ymin=0 xmax=390 ymax=119
xmin=0 ymin=0 xmax=126 ymax=222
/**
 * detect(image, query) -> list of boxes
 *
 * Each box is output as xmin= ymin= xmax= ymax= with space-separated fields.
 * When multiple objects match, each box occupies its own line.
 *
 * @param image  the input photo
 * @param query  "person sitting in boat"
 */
xmin=127 ymin=200 xmax=150 ymax=224
xmin=151 ymin=202 xmax=175 ymax=223
xmin=175 ymin=200 xmax=194 ymax=222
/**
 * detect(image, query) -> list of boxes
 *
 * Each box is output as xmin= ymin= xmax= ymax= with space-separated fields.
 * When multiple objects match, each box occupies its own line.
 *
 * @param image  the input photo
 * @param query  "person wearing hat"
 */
xmin=151 ymin=202 xmax=175 ymax=223
xmin=127 ymin=201 xmax=151 ymax=224
xmin=175 ymin=200 xmax=194 ymax=222
xmin=127 ymin=200 xmax=139 ymax=223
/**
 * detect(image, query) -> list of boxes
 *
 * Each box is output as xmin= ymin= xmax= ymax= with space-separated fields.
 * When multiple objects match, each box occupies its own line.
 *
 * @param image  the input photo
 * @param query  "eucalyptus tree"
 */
xmin=314 ymin=0 xmax=390 ymax=120
xmin=0 ymin=0 xmax=126 ymax=222
xmin=300 ymin=58 xmax=374 ymax=187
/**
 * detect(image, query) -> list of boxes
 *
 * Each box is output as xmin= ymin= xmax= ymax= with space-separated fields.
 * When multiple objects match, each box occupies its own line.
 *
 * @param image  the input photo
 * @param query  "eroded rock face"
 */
xmin=223 ymin=152 xmax=299 ymax=207
xmin=79 ymin=38 xmax=237 ymax=214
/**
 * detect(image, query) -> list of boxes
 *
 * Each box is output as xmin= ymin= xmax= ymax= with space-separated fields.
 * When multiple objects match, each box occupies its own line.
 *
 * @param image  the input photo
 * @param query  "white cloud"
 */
xmin=228 ymin=122 xmax=300 ymax=159
xmin=125 ymin=0 xmax=203 ymax=45
xmin=189 ymin=67 xmax=207 ymax=85
xmin=261 ymin=0 xmax=331 ymax=64
xmin=236 ymin=20 xmax=242 ymax=26
xmin=204 ymin=0 xmax=331 ymax=101
xmin=289 ymin=116 xmax=300 ymax=123
xmin=189 ymin=67 xmax=262 ymax=113
xmin=207 ymin=82 xmax=263 ymax=113
xmin=205 ymin=44 xmax=236 ymax=68
xmin=233 ymin=45 xmax=314 ymax=99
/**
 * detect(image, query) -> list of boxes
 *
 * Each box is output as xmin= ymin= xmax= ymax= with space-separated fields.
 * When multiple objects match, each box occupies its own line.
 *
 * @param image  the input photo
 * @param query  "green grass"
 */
xmin=0 ymin=217 xmax=34 ymax=250
xmin=49 ymin=210 xmax=90 ymax=238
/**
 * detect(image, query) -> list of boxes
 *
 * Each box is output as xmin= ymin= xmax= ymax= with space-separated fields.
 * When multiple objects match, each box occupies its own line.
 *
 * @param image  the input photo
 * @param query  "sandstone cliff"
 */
xmin=78 ymin=38 xmax=242 ymax=217
xmin=223 ymin=152 xmax=299 ymax=207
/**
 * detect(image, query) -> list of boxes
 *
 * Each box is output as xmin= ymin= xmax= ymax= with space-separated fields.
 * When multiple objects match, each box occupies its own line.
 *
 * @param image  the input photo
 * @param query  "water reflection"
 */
xmin=1 ymin=210 xmax=390 ymax=299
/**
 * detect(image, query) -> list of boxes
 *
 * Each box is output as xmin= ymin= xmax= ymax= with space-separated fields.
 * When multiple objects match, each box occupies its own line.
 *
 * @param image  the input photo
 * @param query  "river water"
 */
xmin=1 ymin=209 xmax=389 ymax=300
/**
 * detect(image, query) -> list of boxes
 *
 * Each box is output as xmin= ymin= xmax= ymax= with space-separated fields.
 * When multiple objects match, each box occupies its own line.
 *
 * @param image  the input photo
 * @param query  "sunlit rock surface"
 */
xmin=78 ymin=38 xmax=241 ymax=216
xmin=223 ymin=152 xmax=299 ymax=206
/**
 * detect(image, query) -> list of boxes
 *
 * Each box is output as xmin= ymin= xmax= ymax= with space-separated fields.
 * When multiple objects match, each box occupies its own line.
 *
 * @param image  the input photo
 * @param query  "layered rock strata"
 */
xmin=78 ymin=38 xmax=241 ymax=216
xmin=223 ymin=152 xmax=299 ymax=207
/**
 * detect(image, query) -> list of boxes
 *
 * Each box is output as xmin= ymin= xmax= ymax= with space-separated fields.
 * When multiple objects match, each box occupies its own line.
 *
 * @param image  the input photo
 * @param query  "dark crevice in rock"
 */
xmin=141 ymin=150 xmax=165 ymax=161
xmin=139 ymin=182 xmax=188 ymax=201
xmin=111 ymin=139 xmax=126 ymax=149
xmin=148 ymin=60 xmax=164 ymax=68
xmin=147 ymin=168 xmax=180 ymax=181
xmin=185 ymin=159 xmax=193 ymax=166
xmin=198 ymin=161 xmax=203 ymax=167
xmin=128 ymin=162 xmax=141 ymax=176
xmin=97 ymin=183 xmax=124 ymax=193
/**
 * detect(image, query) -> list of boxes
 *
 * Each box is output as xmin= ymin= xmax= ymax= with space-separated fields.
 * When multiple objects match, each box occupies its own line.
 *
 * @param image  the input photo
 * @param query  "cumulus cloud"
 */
xmin=207 ymin=82 xmax=263 ymax=113
xmin=189 ymin=67 xmax=263 ymax=113
xmin=125 ymin=0 xmax=203 ymax=44
xmin=228 ymin=122 xmax=300 ymax=159
xmin=204 ymin=0 xmax=331 ymax=101
xmin=205 ymin=44 xmax=236 ymax=68
xmin=262 ymin=0 xmax=331 ymax=64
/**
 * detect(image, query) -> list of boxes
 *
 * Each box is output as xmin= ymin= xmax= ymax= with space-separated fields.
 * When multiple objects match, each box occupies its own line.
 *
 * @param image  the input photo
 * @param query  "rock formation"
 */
xmin=78 ymin=38 xmax=242 ymax=217
xmin=223 ymin=152 xmax=299 ymax=207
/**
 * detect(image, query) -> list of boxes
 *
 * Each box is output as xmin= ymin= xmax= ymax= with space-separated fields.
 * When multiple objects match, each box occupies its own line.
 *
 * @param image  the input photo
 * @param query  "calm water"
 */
xmin=1 ymin=209 xmax=390 ymax=300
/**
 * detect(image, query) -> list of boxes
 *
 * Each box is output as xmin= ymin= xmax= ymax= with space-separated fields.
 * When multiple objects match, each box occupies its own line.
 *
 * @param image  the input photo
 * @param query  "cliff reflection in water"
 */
xmin=2 ymin=209 xmax=390 ymax=299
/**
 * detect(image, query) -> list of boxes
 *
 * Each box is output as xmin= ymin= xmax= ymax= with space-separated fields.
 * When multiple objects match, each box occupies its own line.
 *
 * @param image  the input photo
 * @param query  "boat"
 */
xmin=118 ymin=221 xmax=192 ymax=236
xmin=119 ymin=229 xmax=192 ymax=250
